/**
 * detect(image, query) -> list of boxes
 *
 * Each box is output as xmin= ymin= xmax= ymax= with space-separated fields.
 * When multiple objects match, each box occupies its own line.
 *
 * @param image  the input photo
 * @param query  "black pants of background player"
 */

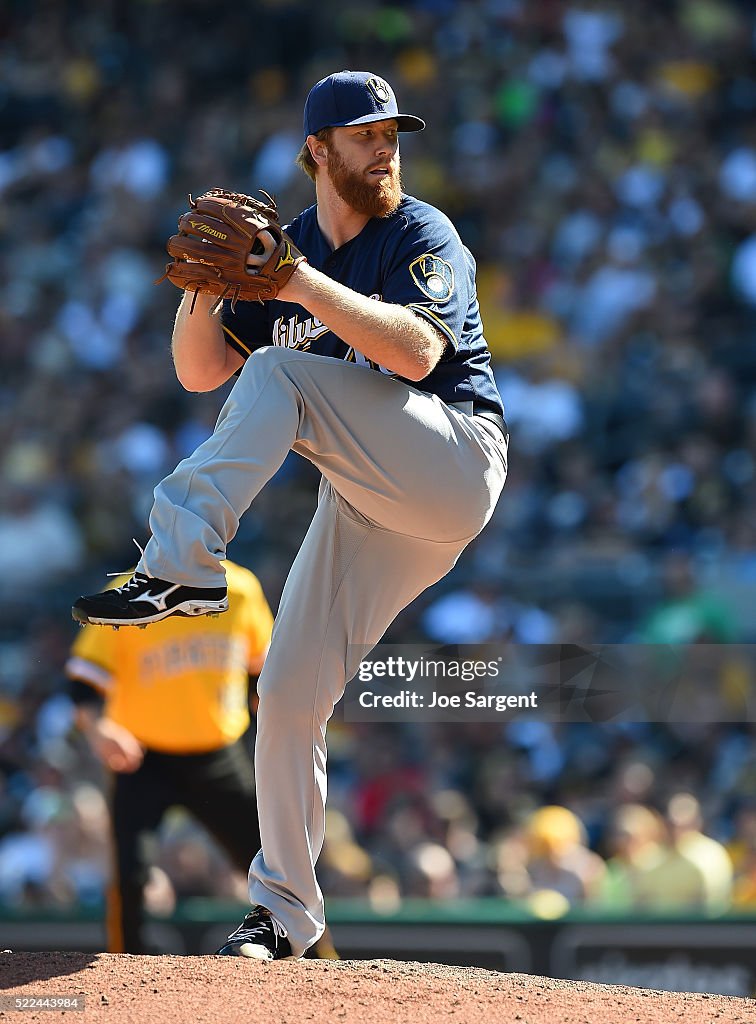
xmin=107 ymin=738 xmax=337 ymax=958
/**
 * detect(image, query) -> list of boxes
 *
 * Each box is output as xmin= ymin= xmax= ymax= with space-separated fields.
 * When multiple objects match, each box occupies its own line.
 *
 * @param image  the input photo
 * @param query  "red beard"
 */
xmin=326 ymin=147 xmax=403 ymax=218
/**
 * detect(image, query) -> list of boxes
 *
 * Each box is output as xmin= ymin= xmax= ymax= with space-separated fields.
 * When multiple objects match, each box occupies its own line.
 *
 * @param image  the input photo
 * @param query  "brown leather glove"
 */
xmin=156 ymin=188 xmax=306 ymax=312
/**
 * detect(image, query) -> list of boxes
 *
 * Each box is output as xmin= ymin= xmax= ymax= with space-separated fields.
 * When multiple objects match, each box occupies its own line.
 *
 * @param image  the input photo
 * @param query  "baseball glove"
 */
xmin=156 ymin=188 xmax=306 ymax=312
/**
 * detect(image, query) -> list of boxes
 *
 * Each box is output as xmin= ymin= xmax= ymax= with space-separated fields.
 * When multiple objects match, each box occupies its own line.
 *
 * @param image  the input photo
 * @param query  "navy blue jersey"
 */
xmin=220 ymin=195 xmax=503 ymax=415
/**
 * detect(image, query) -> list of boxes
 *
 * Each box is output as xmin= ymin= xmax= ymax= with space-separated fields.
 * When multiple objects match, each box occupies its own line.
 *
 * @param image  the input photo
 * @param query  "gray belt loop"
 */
xmin=448 ymin=400 xmax=509 ymax=443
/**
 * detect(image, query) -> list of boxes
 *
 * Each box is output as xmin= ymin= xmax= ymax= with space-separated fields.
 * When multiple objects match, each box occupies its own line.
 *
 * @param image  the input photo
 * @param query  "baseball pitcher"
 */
xmin=73 ymin=70 xmax=509 ymax=959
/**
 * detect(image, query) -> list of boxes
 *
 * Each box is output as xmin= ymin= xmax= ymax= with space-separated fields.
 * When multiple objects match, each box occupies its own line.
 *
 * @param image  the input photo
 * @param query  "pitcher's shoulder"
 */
xmin=393 ymin=195 xmax=462 ymax=242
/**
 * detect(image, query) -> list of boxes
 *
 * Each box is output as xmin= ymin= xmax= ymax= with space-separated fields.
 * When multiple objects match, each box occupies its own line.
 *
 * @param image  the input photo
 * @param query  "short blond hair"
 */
xmin=296 ymin=127 xmax=333 ymax=181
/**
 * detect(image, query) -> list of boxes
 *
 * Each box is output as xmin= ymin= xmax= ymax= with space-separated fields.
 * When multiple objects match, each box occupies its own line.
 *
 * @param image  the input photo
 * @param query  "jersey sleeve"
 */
xmin=380 ymin=212 xmax=470 ymax=355
xmin=220 ymin=297 xmax=273 ymax=362
xmin=66 ymin=624 xmax=117 ymax=695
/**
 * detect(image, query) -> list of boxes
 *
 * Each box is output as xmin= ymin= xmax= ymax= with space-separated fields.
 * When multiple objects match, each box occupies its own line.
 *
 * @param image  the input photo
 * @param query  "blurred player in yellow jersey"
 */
xmin=66 ymin=559 xmax=337 ymax=958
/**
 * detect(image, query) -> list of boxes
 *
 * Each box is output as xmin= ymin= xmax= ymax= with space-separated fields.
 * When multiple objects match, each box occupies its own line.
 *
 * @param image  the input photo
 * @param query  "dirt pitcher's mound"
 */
xmin=1 ymin=952 xmax=754 ymax=1024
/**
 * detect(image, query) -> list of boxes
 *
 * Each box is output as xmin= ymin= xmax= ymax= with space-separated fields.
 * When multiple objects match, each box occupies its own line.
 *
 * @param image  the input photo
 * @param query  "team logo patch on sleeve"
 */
xmin=409 ymin=254 xmax=455 ymax=303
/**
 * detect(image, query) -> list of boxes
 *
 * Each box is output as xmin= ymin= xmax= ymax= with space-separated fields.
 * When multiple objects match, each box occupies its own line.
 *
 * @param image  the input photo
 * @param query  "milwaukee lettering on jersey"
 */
xmin=272 ymin=313 xmax=329 ymax=351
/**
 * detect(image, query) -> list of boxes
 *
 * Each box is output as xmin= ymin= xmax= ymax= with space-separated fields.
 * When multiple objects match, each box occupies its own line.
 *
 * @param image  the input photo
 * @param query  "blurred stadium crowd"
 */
xmin=2 ymin=0 xmax=756 ymax=920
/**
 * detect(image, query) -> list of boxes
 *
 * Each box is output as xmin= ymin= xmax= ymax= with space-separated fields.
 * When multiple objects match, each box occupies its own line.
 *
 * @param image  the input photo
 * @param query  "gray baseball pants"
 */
xmin=137 ymin=346 xmax=507 ymax=956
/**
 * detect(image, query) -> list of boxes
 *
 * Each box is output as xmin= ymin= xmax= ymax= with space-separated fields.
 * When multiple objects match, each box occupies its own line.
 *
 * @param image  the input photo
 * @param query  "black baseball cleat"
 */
xmin=72 ymin=572 xmax=228 ymax=627
xmin=216 ymin=906 xmax=295 ymax=960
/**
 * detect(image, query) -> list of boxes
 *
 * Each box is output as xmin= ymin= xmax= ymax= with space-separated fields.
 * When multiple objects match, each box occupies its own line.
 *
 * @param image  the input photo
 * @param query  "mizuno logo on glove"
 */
xmin=275 ymin=243 xmax=297 ymax=272
xmin=189 ymin=220 xmax=228 ymax=241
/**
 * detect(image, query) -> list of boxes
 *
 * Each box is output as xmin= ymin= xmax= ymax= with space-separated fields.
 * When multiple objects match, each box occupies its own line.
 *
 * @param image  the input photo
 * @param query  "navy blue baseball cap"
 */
xmin=303 ymin=71 xmax=425 ymax=138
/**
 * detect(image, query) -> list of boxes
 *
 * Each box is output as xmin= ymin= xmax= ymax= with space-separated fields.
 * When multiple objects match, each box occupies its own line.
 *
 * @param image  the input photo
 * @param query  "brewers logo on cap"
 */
xmin=366 ymin=77 xmax=391 ymax=105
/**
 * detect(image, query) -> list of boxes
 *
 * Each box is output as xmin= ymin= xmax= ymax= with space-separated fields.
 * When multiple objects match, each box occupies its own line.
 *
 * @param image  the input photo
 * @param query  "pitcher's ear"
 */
xmin=308 ymin=135 xmax=329 ymax=167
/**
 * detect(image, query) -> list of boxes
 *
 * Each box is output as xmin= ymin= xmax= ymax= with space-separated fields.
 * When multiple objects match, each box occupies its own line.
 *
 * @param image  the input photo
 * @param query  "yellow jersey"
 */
xmin=66 ymin=561 xmax=273 ymax=753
